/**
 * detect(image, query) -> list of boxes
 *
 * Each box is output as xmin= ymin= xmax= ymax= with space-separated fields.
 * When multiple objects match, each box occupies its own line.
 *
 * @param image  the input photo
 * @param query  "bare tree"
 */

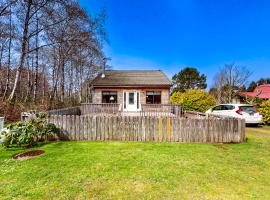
xmin=212 ymin=63 xmax=252 ymax=103
xmin=2 ymin=1 xmax=14 ymax=100
xmin=8 ymin=0 xmax=33 ymax=101
xmin=0 ymin=0 xmax=107 ymax=112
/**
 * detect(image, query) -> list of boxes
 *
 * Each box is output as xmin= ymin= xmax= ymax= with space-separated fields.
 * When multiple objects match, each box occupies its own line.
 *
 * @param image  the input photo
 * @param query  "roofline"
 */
xmin=90 ymin=69 xmax=173 ymax=86
xmin=158 ymin=70 xmax=173 ymax=85
xmin=93 ymin=85 xmax=172 ymax=88
xmin=256 ymin=84 xmax=270 ymax=86
xmin=104 ymin=69 xmax=164 ymax=72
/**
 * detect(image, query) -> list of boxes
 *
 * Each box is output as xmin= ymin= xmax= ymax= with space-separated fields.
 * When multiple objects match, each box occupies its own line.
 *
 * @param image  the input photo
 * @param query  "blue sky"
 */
xmin=79 ymin=0 xmax=270 ymax=87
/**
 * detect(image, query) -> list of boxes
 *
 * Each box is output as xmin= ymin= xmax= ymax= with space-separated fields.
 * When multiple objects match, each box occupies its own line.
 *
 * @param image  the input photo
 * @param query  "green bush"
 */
xmin=244 ymin=97 xmax=264 ymax=105
xmin=170 ymin=91 xmax=184 ymax=105
xmin=170 ymin=89 xmax=217 ymax=112
xmin=258 ymin=100 xmax=270 ymax=125
xmin=0 ymin=113 xmax=59 ymax=148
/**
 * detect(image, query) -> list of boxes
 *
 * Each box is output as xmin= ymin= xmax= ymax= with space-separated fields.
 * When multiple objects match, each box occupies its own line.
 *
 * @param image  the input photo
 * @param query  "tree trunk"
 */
xmin=60 ymin=51 xmax=65 ymax=102
xmin=0 ymin=45 xmax=4 ymax=93
xmin=33 ymin=16 xmax=39 ymax=103
xmin=8 ymin=0 xmax=32 ymax=102
xmin=2 ymin=5 xmax=12 ymax=100
xmin=68 ymin=60 xmax=73 ymax=97
xmin=49 ymin=50 xmax=56 ymax=102
xmin=42 ymin=62 xmax=46 ymax=104
xmin=24 ymin=40 xmax=31 ymax=103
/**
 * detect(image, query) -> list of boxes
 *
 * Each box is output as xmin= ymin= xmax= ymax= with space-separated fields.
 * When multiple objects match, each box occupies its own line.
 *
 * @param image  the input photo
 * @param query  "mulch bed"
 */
xmin=13 ymin=150 xmax=45 ymax=161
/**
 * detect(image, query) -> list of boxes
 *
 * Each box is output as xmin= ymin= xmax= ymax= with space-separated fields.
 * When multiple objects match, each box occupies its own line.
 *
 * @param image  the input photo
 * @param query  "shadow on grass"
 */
xmin=1 ymin=141 xmax=54 ymax=152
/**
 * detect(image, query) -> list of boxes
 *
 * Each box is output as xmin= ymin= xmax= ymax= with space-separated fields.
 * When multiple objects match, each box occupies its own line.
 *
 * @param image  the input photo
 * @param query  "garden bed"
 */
xmin=13 ymin=150 xmax=45 ymax=160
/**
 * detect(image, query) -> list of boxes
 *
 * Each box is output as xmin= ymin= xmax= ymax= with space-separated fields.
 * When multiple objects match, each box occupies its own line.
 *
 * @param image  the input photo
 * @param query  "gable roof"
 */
xmin=239 ymin=84 xmax=270 ymax=99
xmin=91 ymin=70 xmax=172 ymax=87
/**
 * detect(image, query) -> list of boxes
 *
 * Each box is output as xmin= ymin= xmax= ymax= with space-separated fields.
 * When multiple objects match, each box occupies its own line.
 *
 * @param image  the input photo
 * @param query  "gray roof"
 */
xmin=92 ymin=70 xmax=172 ymax=87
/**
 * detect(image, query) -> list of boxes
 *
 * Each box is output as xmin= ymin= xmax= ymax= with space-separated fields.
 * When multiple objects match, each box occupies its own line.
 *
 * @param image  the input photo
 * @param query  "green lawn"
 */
xmin=1 ymin=129 xmax=270 ymax=200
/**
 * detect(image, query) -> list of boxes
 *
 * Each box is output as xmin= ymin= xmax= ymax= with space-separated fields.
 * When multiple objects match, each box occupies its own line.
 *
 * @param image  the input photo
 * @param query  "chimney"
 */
xmin=101 ymin=57 xmax=106 ymax=78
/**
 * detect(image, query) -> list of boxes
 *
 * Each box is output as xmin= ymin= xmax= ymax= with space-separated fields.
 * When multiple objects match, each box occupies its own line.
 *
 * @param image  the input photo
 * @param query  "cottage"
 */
xmin=90 ymin=70 xmax=172 ymax=112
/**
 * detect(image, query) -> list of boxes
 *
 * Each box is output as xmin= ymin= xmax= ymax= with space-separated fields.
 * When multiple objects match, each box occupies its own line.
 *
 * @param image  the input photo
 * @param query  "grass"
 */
xmin=1 ymin=130 xmax=270 ymax=199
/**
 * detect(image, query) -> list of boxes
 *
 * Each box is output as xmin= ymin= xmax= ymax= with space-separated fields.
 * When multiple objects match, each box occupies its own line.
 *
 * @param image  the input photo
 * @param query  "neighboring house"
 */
xmin=89 ymin=70 xmax=172 ymax=112
xmin=239 ymin=84 xmax=270 ymax=101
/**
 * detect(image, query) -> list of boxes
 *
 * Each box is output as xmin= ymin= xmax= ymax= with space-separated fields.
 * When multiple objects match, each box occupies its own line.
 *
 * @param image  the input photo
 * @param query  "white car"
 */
xmin=206 ymin=104 xmax=263 ymax=125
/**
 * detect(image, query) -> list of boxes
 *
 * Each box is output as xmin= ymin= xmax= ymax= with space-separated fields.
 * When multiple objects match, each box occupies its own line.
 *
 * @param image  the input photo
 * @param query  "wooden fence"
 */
xmin=47 ymin=106 xmax=81 ymax=115
xmin=140 ymin=104 xmax=184 ymax=117
xmin=80 ymin=103 xmax=120 ymax=115
xmin=47 ymin=103 xmax=184 ymax=117
xmin=48 ymin=115 xmax=245 ymax=143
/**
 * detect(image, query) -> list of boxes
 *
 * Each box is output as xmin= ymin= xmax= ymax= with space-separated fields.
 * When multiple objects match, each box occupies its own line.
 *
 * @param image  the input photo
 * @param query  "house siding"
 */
xmin=92 ymin=88 xmax=170 ymax=105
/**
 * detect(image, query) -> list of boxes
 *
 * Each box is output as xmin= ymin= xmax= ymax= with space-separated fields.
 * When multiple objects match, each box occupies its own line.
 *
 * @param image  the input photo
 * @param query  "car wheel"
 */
xmin=246 ymin=123 xmax=259 ymax=127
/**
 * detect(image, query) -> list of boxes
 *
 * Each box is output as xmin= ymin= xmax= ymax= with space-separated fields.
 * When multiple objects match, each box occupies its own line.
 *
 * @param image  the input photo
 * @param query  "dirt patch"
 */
xmin=13 ymin=150 xmax=45 ymax=161
xmin=246 ymin=127 xmax=270 ymax=137
xmin=213 ymin=144 xmax=230 ymax=151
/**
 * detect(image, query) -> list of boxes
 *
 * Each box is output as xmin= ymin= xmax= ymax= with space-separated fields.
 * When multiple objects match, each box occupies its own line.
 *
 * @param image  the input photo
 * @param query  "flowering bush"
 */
xmin=170 ymin=89 xmax=217 ymax=112
xmin=258 ymin=100 xmax=270 ymax=125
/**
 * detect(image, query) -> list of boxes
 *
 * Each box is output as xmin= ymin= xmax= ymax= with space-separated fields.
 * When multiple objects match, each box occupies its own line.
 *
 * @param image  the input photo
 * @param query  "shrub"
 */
xmin=244 ymin=97 xmax=264 ymax=105
xmin=0 ymin=113 xmax=59 ymax=148
xmin=170 ymin=92 xmax=184 ymax=105
xmin=170 ymin=89 xmax=217 ymax=112
xmin=258 ymin=100 xmax=270 ymax=125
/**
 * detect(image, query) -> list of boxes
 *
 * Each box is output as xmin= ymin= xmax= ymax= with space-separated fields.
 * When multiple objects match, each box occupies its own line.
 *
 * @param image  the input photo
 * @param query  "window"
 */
xmin=212 ymin=105 xmax=235 ymax=111
xmin=129 ymin=92 xmax=134 ymax=104
xmin=102 ymin=91 xmax=117 ymax=103
xmin=124 ymin=92 xmax=126 ymax=109
xmin=137 ymin=92 xmax=139 ymax=109
xmin=224 ymin=105 xmax=235 ymax=110
xmin=146 ymin=91 xmax=161 ymax=104
xmin=240 ymin=106 xmax=256 ymax=113
xmin=212 ymin=105 xmax=222 ymax=111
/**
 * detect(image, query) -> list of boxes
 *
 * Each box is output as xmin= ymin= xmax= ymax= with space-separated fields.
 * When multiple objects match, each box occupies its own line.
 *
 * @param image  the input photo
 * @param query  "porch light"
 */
xmin=110 ymin=96 xmax=114 ymax=101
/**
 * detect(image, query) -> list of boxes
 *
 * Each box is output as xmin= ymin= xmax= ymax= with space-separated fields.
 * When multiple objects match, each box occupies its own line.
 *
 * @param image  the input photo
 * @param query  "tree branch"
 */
xmin=28 ymin=0 xmax=49 ymax=21
xmin=27 ymin=17 xmax=69 ymax=40
xmin=0 ymin=0 xmax=16 ymax=17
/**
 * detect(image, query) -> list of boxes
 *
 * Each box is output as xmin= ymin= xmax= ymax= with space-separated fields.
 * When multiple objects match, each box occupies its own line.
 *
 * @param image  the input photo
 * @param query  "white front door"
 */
xmin=123 ymin=91 xmax=140 ymax=112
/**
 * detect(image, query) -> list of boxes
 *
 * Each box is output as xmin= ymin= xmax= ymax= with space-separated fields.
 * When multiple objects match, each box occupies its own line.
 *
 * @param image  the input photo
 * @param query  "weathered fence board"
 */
xmin=141 ymin=104 xmax=184 ymax=117
xmin=48 ymin=115 xmax=245 ymax=143
xmin=47 ymin=107 xmax=81 ymax=116
xmin=47 ymin=103 xmax=184 ymax=117
xmin=80 ymin=103 xmax=120 ymax=116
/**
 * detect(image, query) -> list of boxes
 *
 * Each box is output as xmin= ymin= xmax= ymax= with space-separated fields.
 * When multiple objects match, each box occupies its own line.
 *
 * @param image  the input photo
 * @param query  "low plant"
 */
xmin=258 ymin=100 xmax=270 ymax=125
xmin=0 ymin=113 xmax=59 ymax=148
